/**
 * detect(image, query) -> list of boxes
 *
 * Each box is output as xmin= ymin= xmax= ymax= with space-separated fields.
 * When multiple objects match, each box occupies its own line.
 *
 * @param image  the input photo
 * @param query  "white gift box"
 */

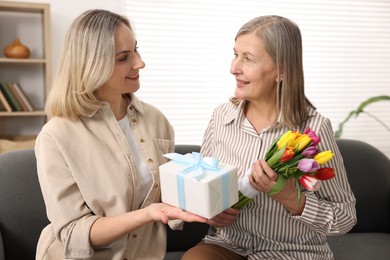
xmin=159 ymin=152 xmax=238 ymax=219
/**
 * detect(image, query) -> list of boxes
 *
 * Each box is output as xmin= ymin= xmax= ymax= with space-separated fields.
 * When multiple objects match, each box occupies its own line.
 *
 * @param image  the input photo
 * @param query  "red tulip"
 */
xmin=314 ymin=167 xmax=335 ymax=180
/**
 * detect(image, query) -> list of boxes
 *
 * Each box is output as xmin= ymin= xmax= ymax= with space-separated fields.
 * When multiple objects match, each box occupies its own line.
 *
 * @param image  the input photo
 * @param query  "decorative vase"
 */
xmin=4 ymin=38 xmax=30 ymax=59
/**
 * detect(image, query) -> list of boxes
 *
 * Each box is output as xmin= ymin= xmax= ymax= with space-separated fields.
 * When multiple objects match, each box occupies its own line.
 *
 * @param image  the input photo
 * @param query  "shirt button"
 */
xmin=154 ymin=183 xmax=159 ymax=188
xmin=131 ymin=118 xmax=136 ymax=123
xmin=130 ymin=106 xmax=134 ymax=110
xmin=132 ymin=233 xmax=137 ymax=238
xmin=147 ymin=158 xmax=153 ymax=163
xmin=139 ymin=138 xmax=145 ymax=143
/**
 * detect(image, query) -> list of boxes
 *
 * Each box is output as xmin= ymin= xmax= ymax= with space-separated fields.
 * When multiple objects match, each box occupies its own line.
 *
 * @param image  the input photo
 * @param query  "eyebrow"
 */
xmin=115 ymin=50 xmax=130 ymax=56
xmin=115 ymin=41 xmax=138 ymax=56
xmin=233 ymin=47 xmax=256 ymax=57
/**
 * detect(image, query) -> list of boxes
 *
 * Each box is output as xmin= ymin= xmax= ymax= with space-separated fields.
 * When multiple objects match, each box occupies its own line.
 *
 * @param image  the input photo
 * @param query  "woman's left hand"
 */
xmin=207 ymin=207 xmax=240 ymax=228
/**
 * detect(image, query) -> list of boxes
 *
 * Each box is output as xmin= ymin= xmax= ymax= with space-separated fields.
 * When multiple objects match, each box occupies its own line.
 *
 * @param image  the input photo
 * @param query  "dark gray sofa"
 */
xmin=1 ymin=140 xmax=389 ymax=260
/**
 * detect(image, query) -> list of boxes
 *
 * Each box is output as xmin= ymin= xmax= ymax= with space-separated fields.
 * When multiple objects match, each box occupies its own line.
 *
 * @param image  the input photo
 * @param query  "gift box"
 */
xmin=159 ymin=152 xmax=238 ymax=219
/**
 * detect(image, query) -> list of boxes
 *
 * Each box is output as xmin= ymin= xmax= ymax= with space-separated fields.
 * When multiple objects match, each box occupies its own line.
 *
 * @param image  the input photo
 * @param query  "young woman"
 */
xmin=35 ymin=9 xmax=206 ymax=260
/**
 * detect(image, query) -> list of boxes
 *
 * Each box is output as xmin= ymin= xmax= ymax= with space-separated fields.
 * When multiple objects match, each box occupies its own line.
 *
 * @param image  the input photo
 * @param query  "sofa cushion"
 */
xmin=328 ymin=233 xmax=390 ymax=260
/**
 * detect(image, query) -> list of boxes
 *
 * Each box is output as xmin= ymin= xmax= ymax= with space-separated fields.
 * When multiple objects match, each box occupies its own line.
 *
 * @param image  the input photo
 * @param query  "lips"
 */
xmin=126 ymin=74 xmax=139 ymax=80
xmin=236 ymin=79 xmax=249 ymax=87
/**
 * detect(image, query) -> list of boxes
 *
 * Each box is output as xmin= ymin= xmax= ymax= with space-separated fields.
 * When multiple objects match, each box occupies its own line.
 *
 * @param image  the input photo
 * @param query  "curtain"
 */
xmin=118 ymin=0 xmax=390 ymax=158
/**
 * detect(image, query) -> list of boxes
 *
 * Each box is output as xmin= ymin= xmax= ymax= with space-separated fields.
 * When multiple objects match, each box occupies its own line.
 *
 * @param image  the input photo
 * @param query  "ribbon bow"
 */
xmin=163 ymin=152 xmax=220 ymax=181
xmin=163 ymin=152 xmax=229 ymax=211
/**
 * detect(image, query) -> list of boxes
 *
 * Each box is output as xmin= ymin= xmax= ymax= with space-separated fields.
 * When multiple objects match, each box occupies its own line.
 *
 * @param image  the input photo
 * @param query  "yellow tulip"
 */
xmin=277 ymin=131 xmax=297 ymax=149
xmin=314 ymin=150 xmax=334 ymax=164
xmin=292 ymin=134 xmax=312 ymax=152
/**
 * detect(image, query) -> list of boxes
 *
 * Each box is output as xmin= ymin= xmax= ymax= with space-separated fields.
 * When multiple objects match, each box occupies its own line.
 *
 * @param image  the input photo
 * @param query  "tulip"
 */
xmin=277 ymin=130 xmax=297 ymax=149
xmin=314 ymin=167 xmax=335 ymax=180
xmin=280 ymin=147 xmax=294 ymax=162
xmin=292 ymin=134 xmax=312 ymax=152
xmin=304 ymin=128 xmax=321 ymax=146
xmin=302 ymin=146 xmax=318 ymax=157
xmin=299 ymin=174 xmax=320 ymax=191
xmin=298 ymin=158 xmax=320 ymax=172
xmin=314 ymin=150 xmax=334 ymax=165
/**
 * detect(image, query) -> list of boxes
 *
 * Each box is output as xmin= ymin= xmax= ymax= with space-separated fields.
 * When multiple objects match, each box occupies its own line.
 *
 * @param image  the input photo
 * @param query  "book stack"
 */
xmin=0 ymin=82 xmax=34 ymax=112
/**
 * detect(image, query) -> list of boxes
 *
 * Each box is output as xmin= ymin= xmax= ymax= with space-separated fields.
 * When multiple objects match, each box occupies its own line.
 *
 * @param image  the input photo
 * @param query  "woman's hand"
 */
xmin=249 ymin=160 xmax=306 ymax=215
xmin=146 ymin=203 xmax=208 ymax=224
xmin=207 ymin=207 xmax=240 ymax=228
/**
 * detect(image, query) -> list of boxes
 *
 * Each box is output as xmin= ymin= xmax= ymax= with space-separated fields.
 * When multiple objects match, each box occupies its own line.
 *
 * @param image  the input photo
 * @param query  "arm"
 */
xmin=90 ymin=203 xmax=207 ymax=246
xmin=36 ymin=128 xmax=206 ymax=254
xmin=250 ymin=119 xmax=356 ymax=234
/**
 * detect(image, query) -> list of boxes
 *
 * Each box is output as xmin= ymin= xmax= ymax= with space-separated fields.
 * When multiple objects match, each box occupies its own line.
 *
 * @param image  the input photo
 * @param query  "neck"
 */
xmin=245 ymin=101 xmax=277 ymax=132
xmin=109 ymin=95 xmax=128 ymax=120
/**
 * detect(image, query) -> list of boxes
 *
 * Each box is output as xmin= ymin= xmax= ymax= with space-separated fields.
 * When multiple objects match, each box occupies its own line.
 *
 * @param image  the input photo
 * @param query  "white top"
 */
xmin=118 ymin=115 xmax=152 ymax=206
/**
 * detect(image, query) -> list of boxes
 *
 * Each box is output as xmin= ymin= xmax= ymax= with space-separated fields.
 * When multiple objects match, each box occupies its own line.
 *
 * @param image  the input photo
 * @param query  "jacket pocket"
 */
xmin=154 ymin=138 xmax=174 ymax=164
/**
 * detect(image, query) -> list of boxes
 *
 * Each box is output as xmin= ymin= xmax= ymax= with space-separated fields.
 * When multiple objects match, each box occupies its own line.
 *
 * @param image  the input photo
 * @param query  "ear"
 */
xmin=276 ymin=73 xmax=284 ymax=83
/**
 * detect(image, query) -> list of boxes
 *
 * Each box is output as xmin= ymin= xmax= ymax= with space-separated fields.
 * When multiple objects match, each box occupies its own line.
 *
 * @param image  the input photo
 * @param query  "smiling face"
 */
xmin=231 ymin=32 xmax=278 ymax=104
xmin=95 ymin=23 xmax=145 ymax=101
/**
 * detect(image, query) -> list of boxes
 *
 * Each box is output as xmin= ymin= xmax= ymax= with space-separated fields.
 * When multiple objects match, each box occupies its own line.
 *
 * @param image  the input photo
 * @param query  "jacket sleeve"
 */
xmin=35 ymin=130 xmax=99 ymax=258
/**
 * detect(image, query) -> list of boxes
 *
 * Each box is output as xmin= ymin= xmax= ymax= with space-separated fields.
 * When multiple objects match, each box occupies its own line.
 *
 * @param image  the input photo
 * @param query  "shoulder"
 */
xmin=302 ymin=108 xmax=334 ymax=135
xmin=38 ymin=116 xmax=82 ymax=141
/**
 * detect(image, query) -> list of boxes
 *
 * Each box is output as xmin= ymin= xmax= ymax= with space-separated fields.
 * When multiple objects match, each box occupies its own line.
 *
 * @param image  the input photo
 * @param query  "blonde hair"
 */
xmin=46 ymin=9 xmax=132 ymax=118
xmin=230 ymin=15 xmax=315 ymax=128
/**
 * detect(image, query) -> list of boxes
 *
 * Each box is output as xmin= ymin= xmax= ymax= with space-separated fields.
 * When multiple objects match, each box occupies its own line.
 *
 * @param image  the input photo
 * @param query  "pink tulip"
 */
xmin=298 ymin=159 xmax=320 ymax=172
xmin=304 ymin=128 xmax=321 ymax=146
xmin=300 ymin=174 xmax=320 ymax=191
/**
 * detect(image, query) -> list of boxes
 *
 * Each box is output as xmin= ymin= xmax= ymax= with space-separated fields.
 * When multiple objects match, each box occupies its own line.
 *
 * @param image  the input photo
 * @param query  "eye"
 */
xmin=244 ymin=56 xmax=254 ymax=62
xmin=118 ymin=55 xmax=129 ymax=62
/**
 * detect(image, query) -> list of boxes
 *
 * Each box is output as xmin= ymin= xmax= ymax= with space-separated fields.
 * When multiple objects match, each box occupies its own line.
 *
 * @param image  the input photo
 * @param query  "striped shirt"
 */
xmin=201 ymin=100 xmax=357 ymax=260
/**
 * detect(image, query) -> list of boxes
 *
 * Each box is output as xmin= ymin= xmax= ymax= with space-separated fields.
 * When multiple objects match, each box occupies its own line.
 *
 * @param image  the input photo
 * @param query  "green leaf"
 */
xmin=267 ymin=145 xmax=287 ymax=168
xmin=334 ymin=95 xmax=390 ymax=138
xmin=268 ymin=175 xmax=287 ymax=196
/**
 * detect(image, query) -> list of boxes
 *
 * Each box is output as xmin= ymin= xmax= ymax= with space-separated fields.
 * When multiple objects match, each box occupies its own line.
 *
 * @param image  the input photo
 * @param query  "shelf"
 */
xmin=0 ymin=1 xmax=51 ymax=138
xmin=0 ymin=58 xmax=47 ymax=64
xmin=0 ymin=111 xmax=46 ymax=117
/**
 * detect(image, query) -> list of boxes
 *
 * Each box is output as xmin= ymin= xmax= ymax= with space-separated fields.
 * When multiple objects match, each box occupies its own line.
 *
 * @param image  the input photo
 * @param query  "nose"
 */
xmin=230 ymin=57 xmax=241 ymax=75
xmin=133 ymin=55 xmax=145 ymax=70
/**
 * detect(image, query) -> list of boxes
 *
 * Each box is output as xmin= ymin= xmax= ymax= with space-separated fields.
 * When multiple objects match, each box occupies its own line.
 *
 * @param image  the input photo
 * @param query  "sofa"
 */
xmin=1 ymin=140 xmax=389 ymax=260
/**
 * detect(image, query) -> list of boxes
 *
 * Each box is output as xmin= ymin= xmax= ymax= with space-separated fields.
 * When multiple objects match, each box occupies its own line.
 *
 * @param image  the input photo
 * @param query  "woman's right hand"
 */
xmin=146 ymin=203 xmax=208 ymax=224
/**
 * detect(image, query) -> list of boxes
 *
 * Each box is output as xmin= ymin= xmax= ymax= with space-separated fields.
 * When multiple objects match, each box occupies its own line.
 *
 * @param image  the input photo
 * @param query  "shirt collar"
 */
xmin=223 ymin=100 xmax=247 ymax=126
xmin=223 ymin=99 xmax=284 ymax=133
xmin=85 ymin=93 xmax=144 ymax=118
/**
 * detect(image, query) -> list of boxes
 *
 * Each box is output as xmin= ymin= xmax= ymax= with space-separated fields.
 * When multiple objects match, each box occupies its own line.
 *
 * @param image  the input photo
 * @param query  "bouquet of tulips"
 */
xmin=233 ymin=128 xmax=336 ymax=209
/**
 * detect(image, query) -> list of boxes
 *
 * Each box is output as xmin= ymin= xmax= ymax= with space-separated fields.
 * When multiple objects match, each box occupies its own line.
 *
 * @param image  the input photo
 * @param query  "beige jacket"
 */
xmin=35 ymin=94 xmax=174 ymax=260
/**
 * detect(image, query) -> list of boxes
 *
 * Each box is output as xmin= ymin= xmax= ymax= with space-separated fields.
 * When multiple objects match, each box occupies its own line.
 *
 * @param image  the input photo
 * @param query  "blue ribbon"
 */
xmin=164 ymin=152 xmax=230 ymax=211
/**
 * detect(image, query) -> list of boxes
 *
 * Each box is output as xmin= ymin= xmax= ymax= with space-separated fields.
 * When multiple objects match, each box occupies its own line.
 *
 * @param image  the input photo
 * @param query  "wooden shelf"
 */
xmin=0 ymin=57 xmax=47 ymax=64
xmin=0 ymin=1 xmax=51 ymax=138
xmin=0 ymin=111 xmax=46 ymax=116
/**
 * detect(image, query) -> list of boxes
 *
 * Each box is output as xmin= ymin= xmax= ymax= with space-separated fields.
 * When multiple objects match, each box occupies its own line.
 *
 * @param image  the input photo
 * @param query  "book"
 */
xmin=11 ymin=83 xmax=34 ymax=111
xmin=0 ymin=88 xmax=12 ymax=112
xmin=0 ymin=83 xmax=17 ymax=111
xmin=1 ymin=82 xmax=23 ymax=111
xmin=9 ymin=83 xmax=29 ymax=112
xmin=0 ymin=97 xmax=5 ymax=111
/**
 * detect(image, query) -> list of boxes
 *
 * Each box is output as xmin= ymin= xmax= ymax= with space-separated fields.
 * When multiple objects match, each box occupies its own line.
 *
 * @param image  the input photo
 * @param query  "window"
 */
xmin=119 ymin=0 xmax=390 ymax=158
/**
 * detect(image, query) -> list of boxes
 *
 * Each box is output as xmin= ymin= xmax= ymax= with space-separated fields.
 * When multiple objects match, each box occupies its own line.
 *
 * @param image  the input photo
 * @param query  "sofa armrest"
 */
xmin=0 ymin=229 xmax=4 ymax=260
